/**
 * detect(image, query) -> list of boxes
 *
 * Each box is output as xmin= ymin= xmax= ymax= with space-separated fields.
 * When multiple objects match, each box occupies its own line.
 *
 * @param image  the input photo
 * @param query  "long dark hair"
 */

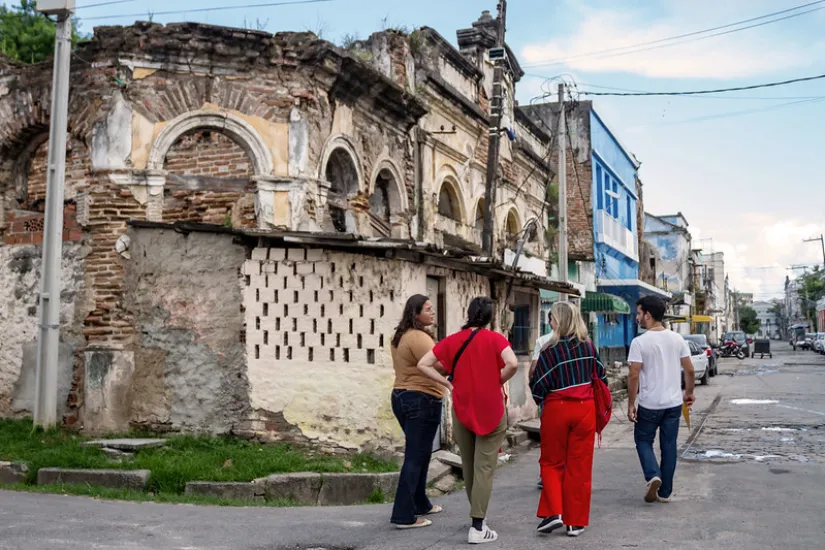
xmin=391 ymin=294 xmax=431 ymax=348
xmin=462 ymin=296 xmax=494 ymax=330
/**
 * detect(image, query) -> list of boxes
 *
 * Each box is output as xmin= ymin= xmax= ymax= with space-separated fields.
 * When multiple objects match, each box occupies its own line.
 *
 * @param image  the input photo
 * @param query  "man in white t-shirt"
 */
xmin=627 ymin=296 xmax=695 ymax=504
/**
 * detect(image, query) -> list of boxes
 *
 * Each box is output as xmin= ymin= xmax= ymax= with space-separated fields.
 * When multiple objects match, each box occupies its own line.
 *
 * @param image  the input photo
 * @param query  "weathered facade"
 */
xmin=0 ymin=15 xmax=570 ymax=451
xmin=644 ymin=213 xmax=693 ymax=335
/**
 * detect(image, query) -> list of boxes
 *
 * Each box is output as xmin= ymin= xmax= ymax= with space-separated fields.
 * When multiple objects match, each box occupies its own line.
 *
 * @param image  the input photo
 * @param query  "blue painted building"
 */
xmin=588 ymin=109 xmax=670 ymax=358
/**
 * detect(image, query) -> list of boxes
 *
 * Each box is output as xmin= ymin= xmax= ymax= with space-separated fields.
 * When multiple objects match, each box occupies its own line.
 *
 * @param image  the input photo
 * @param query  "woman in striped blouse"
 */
xmin=530 ymin=301 xmax=608 ymax=538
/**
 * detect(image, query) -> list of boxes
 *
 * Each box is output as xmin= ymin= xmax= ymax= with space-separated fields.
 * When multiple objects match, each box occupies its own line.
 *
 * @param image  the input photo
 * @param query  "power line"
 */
xmin=578 ymin=6 xmax=825 ymax=65
xmin=636 ymin=97 xmax=825 ymax=127
xmin=77 ymin=0 xmax=135 ymax=9
xmin=83 ymin=0 xmax=333 ymax=22
xmin=524 ymin=0 xmax=825 ymax=68
xmin=563 ymin=79 xmax=825 ymax=101
xmin=581 ymin=72 xmax=825 ymax=97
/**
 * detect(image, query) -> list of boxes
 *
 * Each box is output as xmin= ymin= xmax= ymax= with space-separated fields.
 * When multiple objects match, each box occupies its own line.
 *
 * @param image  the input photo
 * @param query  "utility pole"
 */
xmin=481 ymin=0 xmax=507 ymax=257
xmin=33 ymin=0 xmax=75 ymax=428
xmin=803 ymin=234 xmax=825 ymax=272
xmin=557 ymin=84 xmax=568 ymax=301
xmin=733 ymin=290 xmax=740 ymax=331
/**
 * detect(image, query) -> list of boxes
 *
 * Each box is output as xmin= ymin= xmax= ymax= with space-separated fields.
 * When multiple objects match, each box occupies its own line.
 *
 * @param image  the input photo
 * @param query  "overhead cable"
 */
xmin=83 ymin=0 xmax=333 ymax=22
xmin=524 ymin=0 xmax=825 ymax=68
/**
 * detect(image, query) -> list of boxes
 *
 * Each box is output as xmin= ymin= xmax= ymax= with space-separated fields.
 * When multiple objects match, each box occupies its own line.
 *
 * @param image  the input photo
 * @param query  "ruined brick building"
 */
xmin=0 ymin=12 xmax=573 ymax=452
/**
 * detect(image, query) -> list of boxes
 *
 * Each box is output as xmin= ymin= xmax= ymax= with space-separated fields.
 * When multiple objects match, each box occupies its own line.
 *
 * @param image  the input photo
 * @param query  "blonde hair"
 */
xmin=544 ymin=301 xmax=589 ymax=350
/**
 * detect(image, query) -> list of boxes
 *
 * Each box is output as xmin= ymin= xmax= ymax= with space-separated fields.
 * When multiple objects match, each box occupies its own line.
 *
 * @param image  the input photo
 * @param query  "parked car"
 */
xmin=722 ymin=331 xmax=750 ymax=358
xmin=684 ymin=334 xmax=718 ymax=377
xmin=682 ymin=338 xmax=710 ymax=386
xmin=800 ymin=333 xmax=816 ymax=351
xmin=814 ymin=333 xmax=825 ymax=354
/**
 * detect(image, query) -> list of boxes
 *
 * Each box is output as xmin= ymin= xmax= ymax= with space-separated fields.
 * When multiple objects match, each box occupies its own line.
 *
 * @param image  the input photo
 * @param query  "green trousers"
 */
xmin=452 ymin=409 xmax=508 ymax=519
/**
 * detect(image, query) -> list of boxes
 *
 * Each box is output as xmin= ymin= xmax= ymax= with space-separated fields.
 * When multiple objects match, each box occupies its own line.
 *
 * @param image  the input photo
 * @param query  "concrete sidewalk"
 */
xmin=2 ymin=445 xmax=824 ymax=550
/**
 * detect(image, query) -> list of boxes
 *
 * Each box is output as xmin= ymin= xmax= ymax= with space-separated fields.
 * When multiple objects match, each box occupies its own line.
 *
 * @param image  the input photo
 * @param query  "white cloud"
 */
xmin=696 ymin=215 xmax=825 ymax=300
xmin=520 ymin=6 xmax=825 ymax=79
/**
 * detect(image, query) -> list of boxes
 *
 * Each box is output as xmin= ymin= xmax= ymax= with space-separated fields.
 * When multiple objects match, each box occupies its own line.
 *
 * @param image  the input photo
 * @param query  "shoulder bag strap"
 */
xmin=448 ymin=328 xmax=482 ymax=383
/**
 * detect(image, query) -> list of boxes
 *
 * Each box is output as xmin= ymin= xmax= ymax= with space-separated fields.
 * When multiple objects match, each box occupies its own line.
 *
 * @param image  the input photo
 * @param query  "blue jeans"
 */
xmin=634 ymin=405 xmax=681 ymax=499
xmin=390 ymin=389 xmax=443 ymax=525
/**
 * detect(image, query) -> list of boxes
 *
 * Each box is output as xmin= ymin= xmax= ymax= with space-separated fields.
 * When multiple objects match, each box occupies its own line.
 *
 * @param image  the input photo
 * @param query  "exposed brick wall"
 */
xmin=25 ymin=137 xmax=92 ymax=210
xmin=549 ymin=148 xmax=594 ymax=262
xmin=164 ymin=130 xmax=253 ymax=178
xmin=2 ymin=204 xmax=82 ymax=245
xmin=83 ymin=181 xmax=145 ymax=348
xmin=163 ymin=190 xmax=257 ymax=227
xmin=161 ymin=130 xmax=256 ymax=227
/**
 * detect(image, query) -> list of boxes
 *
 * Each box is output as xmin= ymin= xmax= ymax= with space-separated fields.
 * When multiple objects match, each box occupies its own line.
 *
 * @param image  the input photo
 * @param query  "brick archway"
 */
xmin=147 ymin=110 xmax=274 ymax=176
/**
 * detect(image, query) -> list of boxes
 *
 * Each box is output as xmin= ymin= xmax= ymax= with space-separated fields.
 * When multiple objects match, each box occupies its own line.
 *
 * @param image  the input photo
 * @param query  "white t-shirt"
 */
xmin=627 ymin=329 xmax=691 ymax=410
xmin=532 ymin=331 xmax=554 ymax=360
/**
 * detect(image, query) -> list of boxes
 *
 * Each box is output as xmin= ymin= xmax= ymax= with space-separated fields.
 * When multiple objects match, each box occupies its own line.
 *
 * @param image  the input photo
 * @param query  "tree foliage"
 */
xmin=797 ymin=266 xmax=825 ymax=323
xmin=739 ymin=305 xmax=761 ymax=335
xmin=0 ymin=1 xmax=83 ymax=64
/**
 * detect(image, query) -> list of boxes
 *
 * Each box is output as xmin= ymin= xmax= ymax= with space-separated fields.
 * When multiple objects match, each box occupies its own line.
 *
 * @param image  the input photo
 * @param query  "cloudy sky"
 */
xmin=29 ymin=0 xmax=825 ymax=300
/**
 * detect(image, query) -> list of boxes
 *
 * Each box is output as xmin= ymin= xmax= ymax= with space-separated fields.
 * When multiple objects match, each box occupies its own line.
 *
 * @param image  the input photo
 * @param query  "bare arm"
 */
xmin=681 ymin=356 xmax=696 ymax=406
xmin=417 ymin=350 xmax=453 ymax=391
xmin=627 ymin=362 xmax=642 ymax=422
xmin=529 ymin=360 xmax=538 ymax=379
xmin=500 ymin=347 xmax=519 ymax=384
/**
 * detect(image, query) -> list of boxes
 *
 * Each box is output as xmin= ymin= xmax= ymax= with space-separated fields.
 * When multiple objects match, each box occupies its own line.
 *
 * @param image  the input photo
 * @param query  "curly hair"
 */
xmin=391 ymin=294 xmax=432 ymax=348
xmin=462 ymin=296 xmax=494 ymax=330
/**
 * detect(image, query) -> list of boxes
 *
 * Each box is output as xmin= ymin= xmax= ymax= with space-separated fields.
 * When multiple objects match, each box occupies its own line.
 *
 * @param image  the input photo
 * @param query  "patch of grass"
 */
xmin=0 ymin=418 xmax=398 ymax=495
xmin=366 ymin=487 xmax=386 ymax=504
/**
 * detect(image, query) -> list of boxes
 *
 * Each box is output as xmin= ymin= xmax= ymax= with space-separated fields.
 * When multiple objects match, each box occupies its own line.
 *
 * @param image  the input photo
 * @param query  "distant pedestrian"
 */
xmin=418 ymin=296 xmax=519 ymax=544
xmin=389 ymin=294 xmax=444 ymax=529
xmin=627 ymin=296 xmax=695 ymax=504
xmin=530 ymin=302 xmax=607 ymax=538
xmin=529 ymin=310 xmax=554 ymax=490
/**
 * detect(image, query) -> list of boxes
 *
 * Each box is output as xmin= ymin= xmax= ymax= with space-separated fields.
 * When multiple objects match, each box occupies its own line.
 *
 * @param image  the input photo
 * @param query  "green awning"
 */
xmin=580 ymin=291 xmax=631 ymax=315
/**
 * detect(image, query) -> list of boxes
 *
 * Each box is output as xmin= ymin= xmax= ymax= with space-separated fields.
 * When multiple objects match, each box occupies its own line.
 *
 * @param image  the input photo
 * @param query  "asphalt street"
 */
xmin=2 ymin=341 xmax=824 ymax=550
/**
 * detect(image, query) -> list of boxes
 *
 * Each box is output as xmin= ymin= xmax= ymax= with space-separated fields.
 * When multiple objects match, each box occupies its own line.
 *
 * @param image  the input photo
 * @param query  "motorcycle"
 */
xmin=718 ymin=340 xmax=746 ymax=360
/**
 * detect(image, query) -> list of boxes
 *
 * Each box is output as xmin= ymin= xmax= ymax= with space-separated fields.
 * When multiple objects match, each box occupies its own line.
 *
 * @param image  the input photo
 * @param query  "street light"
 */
xmin=33 ymin=0 xmax=75 ymax=428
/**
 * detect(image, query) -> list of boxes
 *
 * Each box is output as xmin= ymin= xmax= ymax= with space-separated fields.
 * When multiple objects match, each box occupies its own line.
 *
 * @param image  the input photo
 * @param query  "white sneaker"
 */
xmin=468 ymin=524 xmax=498 ymax=544
xmin=645 ymin=477 xmax=662 ymax=503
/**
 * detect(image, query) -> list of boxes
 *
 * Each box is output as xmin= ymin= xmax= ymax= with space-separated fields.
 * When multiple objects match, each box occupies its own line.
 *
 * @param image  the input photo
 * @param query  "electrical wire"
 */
xmin=523 ymin=0 xmax=825 ymax=68
xmin=632 ymin=96 xmax=825 ymax=127
xmin=572 ymin=6 xmax=825 ymax=65
xmin=82 ymin=0 xmax=333 ymax=22
xmin=581 ymin=72 xmax=825 ymax=97
xmin=77 ymin=0 xmax=135 ymax=9
xmin=525 ymin=76 xmax=825 ymax=101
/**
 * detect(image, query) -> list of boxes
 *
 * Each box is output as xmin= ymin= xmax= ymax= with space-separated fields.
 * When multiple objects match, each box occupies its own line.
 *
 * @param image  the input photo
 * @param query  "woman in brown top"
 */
xmin=390 ymin=294 xmax=445 ymax=529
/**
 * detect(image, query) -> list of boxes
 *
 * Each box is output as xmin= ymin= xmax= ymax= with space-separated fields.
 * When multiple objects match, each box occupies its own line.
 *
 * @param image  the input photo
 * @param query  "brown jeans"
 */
xmin=452 ymin=409 xmax=508 ymax=519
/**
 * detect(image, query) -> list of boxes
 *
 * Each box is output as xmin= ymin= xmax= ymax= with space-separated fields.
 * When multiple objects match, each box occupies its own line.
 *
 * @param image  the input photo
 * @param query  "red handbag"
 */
xmin=590 ymin=343 xmax=613 ymax=447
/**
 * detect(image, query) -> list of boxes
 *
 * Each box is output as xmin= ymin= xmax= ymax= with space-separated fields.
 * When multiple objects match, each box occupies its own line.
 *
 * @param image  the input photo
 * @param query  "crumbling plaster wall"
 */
xmin=0 ymin=243 xmax=90 ymax=417
xmin=122 ymin=226 xmax=250 ymax=434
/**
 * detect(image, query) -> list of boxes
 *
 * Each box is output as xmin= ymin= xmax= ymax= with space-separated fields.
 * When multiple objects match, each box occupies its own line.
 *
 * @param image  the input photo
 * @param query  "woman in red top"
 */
xmin=417 ymin=297 xmax=519 ymax=545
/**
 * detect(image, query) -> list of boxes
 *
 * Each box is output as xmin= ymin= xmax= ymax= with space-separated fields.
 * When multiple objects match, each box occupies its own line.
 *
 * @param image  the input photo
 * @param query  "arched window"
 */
xmin=438 ymin=179 xmax=462 ymax=222
xmin=164 ymin=129 xmax=253 ymax=178
xmin=323 ymin=147 xmax=361 ymax=233
xmin=325 ymin=148 xmax=359 ymax=197
xmin=474 ymin=198 xmax=486 ymax=230
xmin=506 ymin=209 xmax=521 ymax=238
xmin=369 ymin=169 xmax=393 ymax=237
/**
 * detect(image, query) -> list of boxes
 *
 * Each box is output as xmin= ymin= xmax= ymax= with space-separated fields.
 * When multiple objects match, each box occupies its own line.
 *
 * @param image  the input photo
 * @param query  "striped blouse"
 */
xmin=530 ymin=336 xmax=608 ymax=404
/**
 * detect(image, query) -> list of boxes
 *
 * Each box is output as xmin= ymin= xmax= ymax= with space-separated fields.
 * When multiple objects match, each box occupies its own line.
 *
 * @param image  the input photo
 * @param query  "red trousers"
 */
xmin=537 ymin=399 xmax=596 ymax=526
